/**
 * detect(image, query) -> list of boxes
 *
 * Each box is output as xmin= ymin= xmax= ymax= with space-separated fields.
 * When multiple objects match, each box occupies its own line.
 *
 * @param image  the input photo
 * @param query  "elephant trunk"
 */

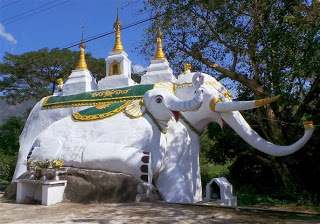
xmin=211 ymin=95 xmax=280 ymax=112
xmin=221 ymin=111 xmax=314 ymax=156
xmin=169 ymin=89 xmax=203 ymax=112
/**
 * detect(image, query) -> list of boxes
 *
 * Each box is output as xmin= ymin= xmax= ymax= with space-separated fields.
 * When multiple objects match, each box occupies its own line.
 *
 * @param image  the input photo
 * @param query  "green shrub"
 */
xmin=0 ymin=116 xmax=24 ymax=156
xmin=200 ymin=157 xmax=232 ymax=195
xmin=0 ymin=154 xmax=17 ymax=182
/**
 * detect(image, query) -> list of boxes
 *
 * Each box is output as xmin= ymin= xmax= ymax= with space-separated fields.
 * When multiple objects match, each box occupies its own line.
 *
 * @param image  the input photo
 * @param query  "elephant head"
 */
xmin=175 ymin=72 xmax=314 ymax=156
xmin=125 ymin=74 xmax=204 ymax=130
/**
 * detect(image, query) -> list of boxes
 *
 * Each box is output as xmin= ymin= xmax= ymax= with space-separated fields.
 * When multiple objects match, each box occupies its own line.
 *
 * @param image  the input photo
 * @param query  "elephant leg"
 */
xmin=82 ymin=142 xmax=152 ymax=184
xmin=156 ymin=167 xmax=193 ymax=203
xmin=28 ymin=137 xmax=62 ymax=160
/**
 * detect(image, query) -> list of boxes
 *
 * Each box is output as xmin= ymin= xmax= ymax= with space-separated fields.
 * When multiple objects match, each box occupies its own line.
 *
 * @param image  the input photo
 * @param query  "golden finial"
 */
xmin=112 ymin=4 xmax=125 ymax=52
xmin=153 ymin=15 xmax=166 ymax=60
xmin=184 ymin=63 xmax=192 ymax=72
xmin=57 ymin=78 xmax=63 ymax=86
xmin=76 ymin=26 xmax=89 ymax=70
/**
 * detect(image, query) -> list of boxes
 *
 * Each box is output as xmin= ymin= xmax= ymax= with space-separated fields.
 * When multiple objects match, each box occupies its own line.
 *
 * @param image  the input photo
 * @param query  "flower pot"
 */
xmin=40 ymin=168 xmax=47 ymax=181
xmin=52 ymin=169 xmax=60 ymax=180
xmin=35 ymin=169 xmax=42 ymax=180
xmin=28 ymin=168 xmax=35 ymax=180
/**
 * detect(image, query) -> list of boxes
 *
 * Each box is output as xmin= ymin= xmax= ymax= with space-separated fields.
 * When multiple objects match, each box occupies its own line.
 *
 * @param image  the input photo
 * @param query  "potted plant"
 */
xmin=25 ymin=158 xmax=64 ymax=181
xmin=51 ymin=159 xmax=63 ymax=180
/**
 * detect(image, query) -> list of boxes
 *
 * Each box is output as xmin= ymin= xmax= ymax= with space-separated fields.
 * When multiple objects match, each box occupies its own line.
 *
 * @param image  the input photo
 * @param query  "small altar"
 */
xmin=16 ymin=179 xmax=67 ymax=206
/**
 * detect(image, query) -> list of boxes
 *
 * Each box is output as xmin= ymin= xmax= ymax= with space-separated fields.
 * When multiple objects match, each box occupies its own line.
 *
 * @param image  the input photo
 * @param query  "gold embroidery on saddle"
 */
xmin=90 ymin=89 xmax=131 ymax=98
xmin=95 ymin=102 xmax=113 ymax=109
xmin=72 ymin=101 xmax=132 ymax=122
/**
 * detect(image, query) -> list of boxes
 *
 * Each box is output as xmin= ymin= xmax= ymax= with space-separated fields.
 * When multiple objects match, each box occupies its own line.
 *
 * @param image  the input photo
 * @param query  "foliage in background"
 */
xmin=0 ymin=117 xmax=24 ymax=156
xmin=0 ymin=154 xmax=17 ymax=182
xmin=235 ymin=187 xmax=318 ymax=206
xmin=131 ymin=64 xmax=147 ymax=83
xmin=0 ymin=48 xmax=105 ymax=104
xmin=0 ymin=117 xmax=24 ymax=182
xmin=141 ymin=0 xmax=320 ymax=202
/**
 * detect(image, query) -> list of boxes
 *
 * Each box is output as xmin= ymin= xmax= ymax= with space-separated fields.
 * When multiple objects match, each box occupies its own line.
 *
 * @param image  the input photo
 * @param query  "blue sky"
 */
xmin=0 ymin=0 xmax=151 ymax=67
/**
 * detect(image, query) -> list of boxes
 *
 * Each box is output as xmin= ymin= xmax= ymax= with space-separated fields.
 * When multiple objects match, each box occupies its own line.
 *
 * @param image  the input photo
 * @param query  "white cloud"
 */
xmin=0 ymin=23 xmax=17 ymax=45
xmin=132 ymin=64 xmax=146 ymax=75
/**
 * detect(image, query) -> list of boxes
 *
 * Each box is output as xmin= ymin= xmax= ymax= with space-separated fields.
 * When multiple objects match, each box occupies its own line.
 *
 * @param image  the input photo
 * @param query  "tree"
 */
xmin=141 ymin=0 xmax=320 ymax=193
xmin=0 ymin=116 xmax=25 ymax=156
xmin=131 ymin=64 xmax=147 ymax=83
xmin=0 ymin=116 xmax=25 ymax=182
xmin=0 ymin=48 xmax=105 ymax=104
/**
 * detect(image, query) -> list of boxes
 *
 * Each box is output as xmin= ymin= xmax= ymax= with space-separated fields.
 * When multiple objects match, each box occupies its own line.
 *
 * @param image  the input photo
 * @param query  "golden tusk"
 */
xmin=303 ymin=121 xmax=314 ymax=130
xmin=254 ymin=95 xmax=280 ymax=107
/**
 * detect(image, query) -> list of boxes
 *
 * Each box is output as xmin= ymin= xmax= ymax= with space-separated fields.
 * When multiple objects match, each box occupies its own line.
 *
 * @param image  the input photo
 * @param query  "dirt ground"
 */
xmin=1 ymin=192 xmax=320 ymax=224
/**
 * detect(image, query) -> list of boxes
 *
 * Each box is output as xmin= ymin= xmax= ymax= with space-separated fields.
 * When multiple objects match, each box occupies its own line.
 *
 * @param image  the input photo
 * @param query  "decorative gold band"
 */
xmin=209 ymin=98 xmax=222 ymax=112
xmin=254 ymin=95 xmax=280 ymax=107
xmin=303 ymin=121 xmax=314 ymax=130
xmin=146 ymin=110 xmax=167 ymax=134
xmin=179 ymin=112 xmax=202 ymax=135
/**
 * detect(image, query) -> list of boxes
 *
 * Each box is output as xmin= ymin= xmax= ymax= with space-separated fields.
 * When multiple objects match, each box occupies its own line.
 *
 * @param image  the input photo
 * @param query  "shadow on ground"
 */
xmin=1 ymin=196 xmax=320 ymax=224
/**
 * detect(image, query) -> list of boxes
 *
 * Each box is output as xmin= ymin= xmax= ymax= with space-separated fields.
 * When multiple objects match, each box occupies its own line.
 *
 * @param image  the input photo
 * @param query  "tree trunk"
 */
xmin=52 ymin=81 xmax=56 ymax=95
xmin=255 ymin=155 xmax=299 ymax=192
xmin=253 ymin=104 xmax=299 ymax=191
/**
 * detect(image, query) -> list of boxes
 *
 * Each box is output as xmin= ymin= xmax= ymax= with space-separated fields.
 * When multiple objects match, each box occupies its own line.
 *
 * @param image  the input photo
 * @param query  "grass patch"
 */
xmin=235 ymin=187 xmax=290 ymax=206
xmin=235 ymin=187 xmax=319 ymax=207
xmin=0 ymin=179 xmax=10 ymax=184
xmin=0 ymin=179 xmax=10 ymax=192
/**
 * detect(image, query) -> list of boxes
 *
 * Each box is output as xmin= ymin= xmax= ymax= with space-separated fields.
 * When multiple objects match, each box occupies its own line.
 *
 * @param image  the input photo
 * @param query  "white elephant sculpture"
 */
xmin=156 ymin=72 xmax=314 ymax=203
xmin=12 ymin=83 xmax=180 ymax=180
xmin=26 ymin=82 xmax=204 ymax=188
xmin=12 ymin=70 xmax=313 ymax=204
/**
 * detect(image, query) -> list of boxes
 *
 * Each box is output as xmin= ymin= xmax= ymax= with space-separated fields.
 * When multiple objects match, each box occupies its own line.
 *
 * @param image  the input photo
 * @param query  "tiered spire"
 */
xmin=112 ymin=6 xmax=125 ymax=52
xmin=153 ymin=17 xmax=166 ymax=60
xmin=140 ymin=14 xmax=176 ymax=84
xmin=75 ymin=26 xmax=88 ymax=70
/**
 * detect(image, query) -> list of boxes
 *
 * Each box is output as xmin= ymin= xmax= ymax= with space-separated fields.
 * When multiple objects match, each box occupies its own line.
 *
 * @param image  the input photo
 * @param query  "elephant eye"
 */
xmin=194 ymin=89 xmax=204 ymax=93
xmin=155 ymin=95 xmax=163 ymax=103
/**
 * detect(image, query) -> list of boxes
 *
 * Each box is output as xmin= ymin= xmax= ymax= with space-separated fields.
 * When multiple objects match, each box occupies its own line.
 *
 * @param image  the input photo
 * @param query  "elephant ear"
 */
xmin=124 ymin=99 xmax=146 ymax=118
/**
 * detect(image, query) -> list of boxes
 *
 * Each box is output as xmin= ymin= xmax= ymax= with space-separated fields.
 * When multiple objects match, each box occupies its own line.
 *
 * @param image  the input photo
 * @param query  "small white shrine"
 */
xmin=204 ymin=177 xmax=237 ymax=207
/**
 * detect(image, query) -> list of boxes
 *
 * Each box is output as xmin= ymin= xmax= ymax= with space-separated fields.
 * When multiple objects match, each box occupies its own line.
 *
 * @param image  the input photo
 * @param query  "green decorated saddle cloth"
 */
xmin=41 ymin=84 xmax=154 ymax=122
xmin=41 ymin=82 xmax=175 ymax=122
xmin=42 ymin=85 xmax=154 ymax=110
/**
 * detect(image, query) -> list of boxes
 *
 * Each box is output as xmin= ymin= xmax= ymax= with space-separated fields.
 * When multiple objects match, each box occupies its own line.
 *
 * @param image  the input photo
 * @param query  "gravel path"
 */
xmin=1 ymin=199 xmax=320 ymax=224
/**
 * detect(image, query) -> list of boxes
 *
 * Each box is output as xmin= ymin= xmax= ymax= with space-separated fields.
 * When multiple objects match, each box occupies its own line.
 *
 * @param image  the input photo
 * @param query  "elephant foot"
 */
xmin=156 ymin=169 xmax=194 ymax=203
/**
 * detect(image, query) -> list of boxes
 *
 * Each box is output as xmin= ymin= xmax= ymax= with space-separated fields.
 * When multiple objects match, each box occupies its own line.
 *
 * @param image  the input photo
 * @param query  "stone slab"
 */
xmin=6 ymin=168 xmax=160 ymax=203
